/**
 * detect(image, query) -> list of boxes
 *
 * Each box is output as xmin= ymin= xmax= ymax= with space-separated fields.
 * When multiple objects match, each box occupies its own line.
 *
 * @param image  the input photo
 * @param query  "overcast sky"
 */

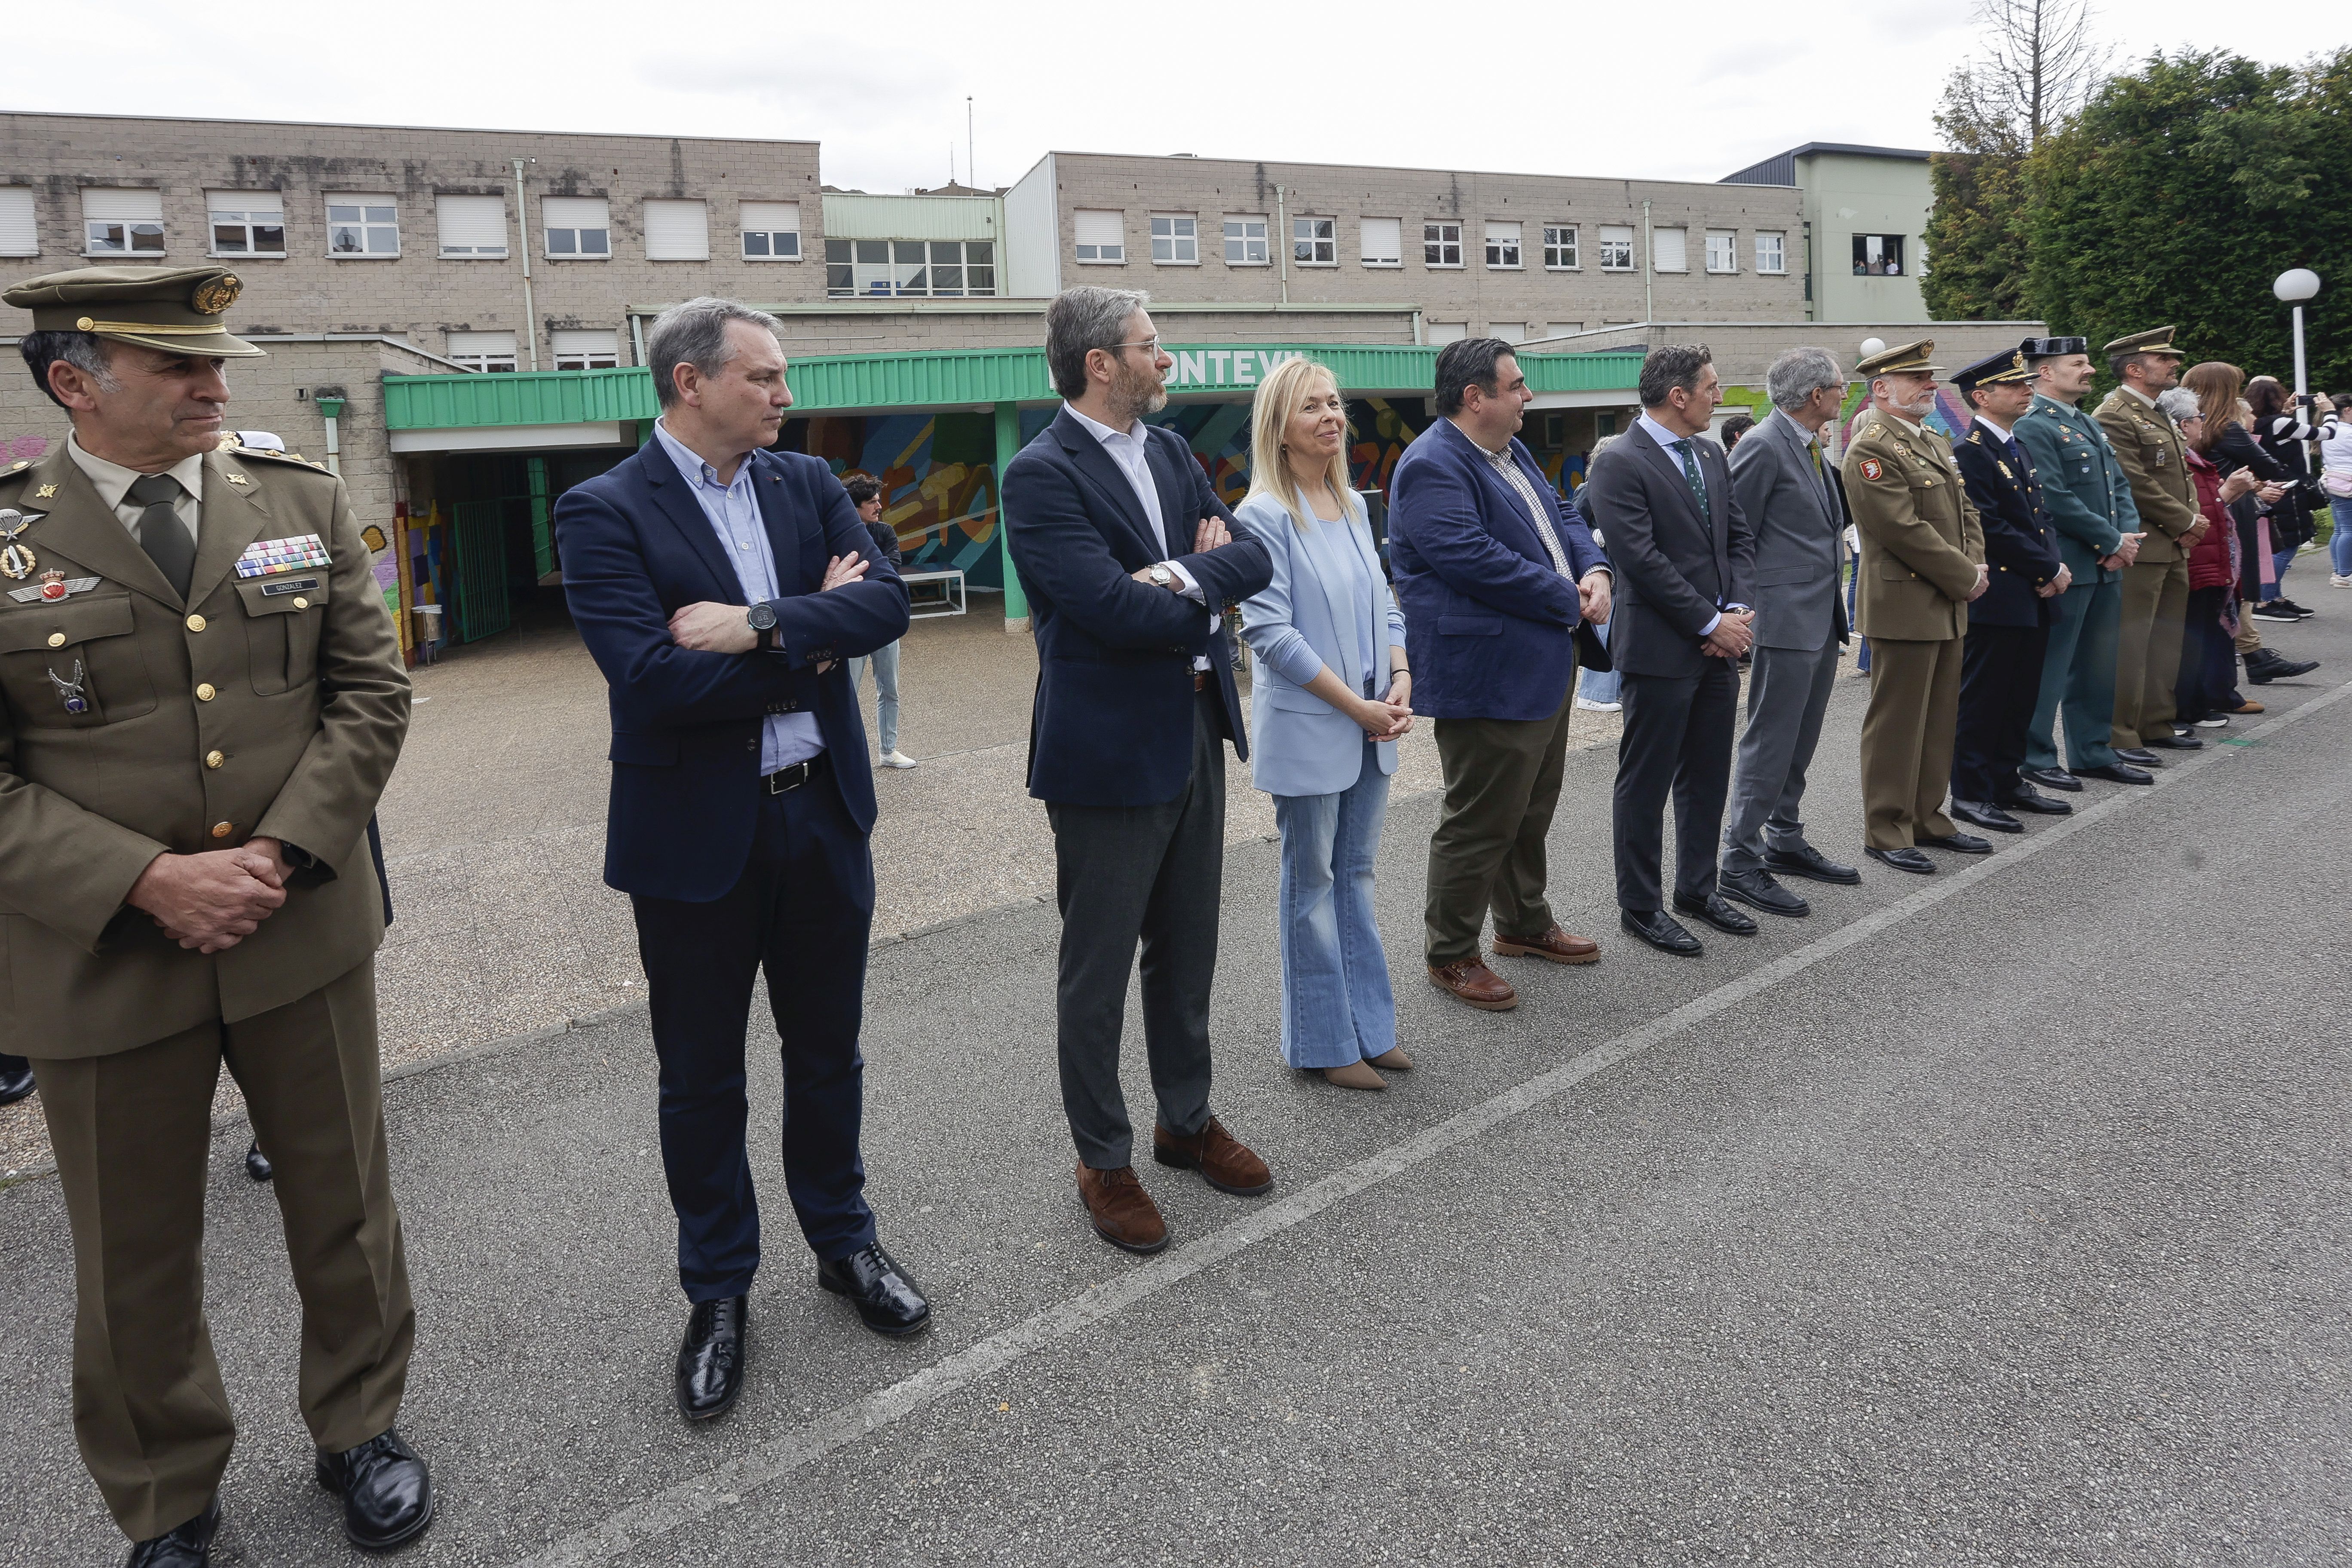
xmin=15 ymin=0 xmax=2352 ymax=192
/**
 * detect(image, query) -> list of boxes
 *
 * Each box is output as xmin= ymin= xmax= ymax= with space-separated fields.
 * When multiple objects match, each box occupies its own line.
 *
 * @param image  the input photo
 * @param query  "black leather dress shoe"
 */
xmin=0 ymin=1054 xmax=33 ymax=1107
xmin=2077 ymin=762 xmax=2155 ymax=785
xmin=818 ymin=1243 xmax=932 ymax=1336
xmin=244 ymin=1140 xmax=273 ymax=1182
xmin=2018 ymin=766 xmax=2083 ymax=793
xmin=315 ymin=1428 xmax=433 ymax=1550
xmin=1672 ymin=891 xmax=1758 ymax=936
xmin=1763 ymin=843 xmax=1862 ymax=885
xmin=1718 ymin=868 xmax=1810 ymax=918
xmin=1865 ymin=845 xmax=1936 ymax=874
xmin=126 ymin=1496 xmax=219 ymax=1567
xmin=2113 ymin=746 xmax=2162 ymax=767
xmin=1948 ymin=800 xmax=2023 ymax=833
xmin=2147 ymin=732 xmax=2202 ymax=750
xmin=676 ymin=1295 xmax=748 ymax=1421
xmin=1995 ymin=784 xmax=2072 ymax=815
xmin=1620 ymin=909 xmax=1703 ymax=956
xmin=1917 ymin=831 xmax=1993 ymax=854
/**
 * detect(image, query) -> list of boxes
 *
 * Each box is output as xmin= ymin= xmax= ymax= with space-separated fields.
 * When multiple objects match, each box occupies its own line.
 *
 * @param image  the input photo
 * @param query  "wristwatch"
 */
xmin=746 ymin=601 xmax=778 ymax=649
xmin=1148 ymin=564 xmax=1175 ymax=589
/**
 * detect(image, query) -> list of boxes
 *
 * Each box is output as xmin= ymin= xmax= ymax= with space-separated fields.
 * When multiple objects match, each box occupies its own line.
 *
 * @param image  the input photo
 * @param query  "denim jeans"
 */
xmin=2268 ymin=546 xmax=2298 ymax=600
xmin=1272 ymin=750 xmax=1396 ymax=1069
xmin=1579 ymin=617 xmax=1621 ymax=704
xmin=848 ymin=638 xmax=900 ymax=753
xmin=2331 ymin=494 xmax=2352 ymax=576
xmin=1847 ymin=564 xmax=1870 ymax=673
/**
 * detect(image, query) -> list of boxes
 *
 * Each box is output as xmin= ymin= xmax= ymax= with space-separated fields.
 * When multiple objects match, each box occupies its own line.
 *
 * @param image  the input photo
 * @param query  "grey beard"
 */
xmin=1109 ymin=368 xmax=1168 ymax=423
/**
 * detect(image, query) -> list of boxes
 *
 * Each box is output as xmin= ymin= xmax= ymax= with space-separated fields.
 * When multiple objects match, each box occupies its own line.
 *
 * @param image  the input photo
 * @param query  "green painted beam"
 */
xmin=386 ymin=343 xmax=1645 ymax=432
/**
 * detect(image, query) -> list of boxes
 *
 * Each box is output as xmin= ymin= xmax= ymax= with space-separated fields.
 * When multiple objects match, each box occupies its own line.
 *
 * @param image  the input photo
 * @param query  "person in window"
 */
xmin=841 ymin=473 xmax=916 ymax=769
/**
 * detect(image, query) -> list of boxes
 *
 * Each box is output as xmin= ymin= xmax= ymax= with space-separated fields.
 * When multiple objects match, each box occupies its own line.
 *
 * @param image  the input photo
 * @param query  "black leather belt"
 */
xmin=762 ymin=753 xmax=828 ymax=794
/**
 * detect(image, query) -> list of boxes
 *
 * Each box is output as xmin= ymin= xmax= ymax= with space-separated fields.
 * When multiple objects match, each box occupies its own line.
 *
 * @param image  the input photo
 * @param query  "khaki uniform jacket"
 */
xmin=2094 ymin=389 xmax=2199 ymax=563
xmin=0 ymin=443 xmax=409 ymax=1059
xmin=1844 ymin=410 xmax=1986 ymax=642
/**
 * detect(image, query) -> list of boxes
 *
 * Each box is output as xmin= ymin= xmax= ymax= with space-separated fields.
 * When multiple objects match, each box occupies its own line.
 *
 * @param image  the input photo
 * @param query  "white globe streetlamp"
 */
xmin=1858 ymin=337 xmax=1887 ymax=360
xmin=2274 ymin=269 xmax=2321 ymax=408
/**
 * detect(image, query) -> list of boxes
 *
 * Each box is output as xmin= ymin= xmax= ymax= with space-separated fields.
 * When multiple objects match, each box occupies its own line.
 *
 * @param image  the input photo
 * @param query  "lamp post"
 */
xmin=2274 ymin=268 xmax=2321 ymax=410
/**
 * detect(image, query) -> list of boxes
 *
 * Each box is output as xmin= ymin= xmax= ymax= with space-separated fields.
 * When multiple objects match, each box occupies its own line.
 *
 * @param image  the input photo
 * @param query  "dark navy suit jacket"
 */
xmin=1952 ymin=422 xmax=2064 ymax=628
xmin=1002 ymin=407 xmax=1272 ymax=807
xmin=556 ymin=440 xmax=910 ymax=901
xmin=1388 ymin=418 xmax=1608 ymax=720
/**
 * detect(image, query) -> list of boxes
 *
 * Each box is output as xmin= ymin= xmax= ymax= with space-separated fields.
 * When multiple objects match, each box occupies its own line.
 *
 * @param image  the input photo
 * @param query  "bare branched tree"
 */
xmin=1954 ymin=0 xmax=2113 ymax=148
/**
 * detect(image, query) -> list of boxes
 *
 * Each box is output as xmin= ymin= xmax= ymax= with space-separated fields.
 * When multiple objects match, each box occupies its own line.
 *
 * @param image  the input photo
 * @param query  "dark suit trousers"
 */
xmin=1425 ymin=678 xmax=1577 ymax=965
xmin=1614 ymin=659 xmax=1739 ymax=911
xmin=1952 ymin=622 xmax=2051 ymax=801
xmin=2175 ymin=586 xmax=2238 ymax=722
xmin=1045 ymin=690 xmax=1224 ymax=1170
xmin=631 ymin=775 xmax=879 ymax=1303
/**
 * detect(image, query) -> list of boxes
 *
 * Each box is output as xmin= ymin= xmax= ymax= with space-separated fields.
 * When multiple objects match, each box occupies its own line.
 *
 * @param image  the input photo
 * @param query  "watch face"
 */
xmin=748 ymin=603 xmax=778 ymax=630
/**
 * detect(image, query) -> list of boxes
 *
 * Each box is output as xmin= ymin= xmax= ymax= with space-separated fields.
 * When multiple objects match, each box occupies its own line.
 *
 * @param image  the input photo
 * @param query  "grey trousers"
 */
xmin=1044 ymin=692 xmax=1223 ymax=1170
xmin=1721 ymin=639 xmax=1842 ymax=873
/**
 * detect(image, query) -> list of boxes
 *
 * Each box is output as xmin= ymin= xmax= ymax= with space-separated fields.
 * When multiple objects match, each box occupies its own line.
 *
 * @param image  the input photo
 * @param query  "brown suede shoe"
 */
xmin=1428 ymin=957 xmax=1519 ymax=1010
xmin=1491 ymin=925 xmax=1602 ymax=965
xmin=1075 ymin=1164 xmax=1170 ymax=1253
xmin=1152 ymin=1116 xmax=1273 ymax=1196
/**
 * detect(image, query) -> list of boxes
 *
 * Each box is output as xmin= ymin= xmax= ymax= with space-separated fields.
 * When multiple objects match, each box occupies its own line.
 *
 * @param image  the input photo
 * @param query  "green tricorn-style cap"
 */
xmin=1855 ymin=339 xmax=1941 ymax=377
xmin=2101 ymin=326 xmax=2182 ymax=358
xmin=2 ymin=265 xmax=265 ymax=358
xmin=1951 ymin=347 xmax=2034 ymax=394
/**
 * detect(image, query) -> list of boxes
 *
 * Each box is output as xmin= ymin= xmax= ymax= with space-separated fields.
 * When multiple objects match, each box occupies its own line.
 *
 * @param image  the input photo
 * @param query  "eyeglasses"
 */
xmin=1103 ymin=338 xmax=1161 ymax=356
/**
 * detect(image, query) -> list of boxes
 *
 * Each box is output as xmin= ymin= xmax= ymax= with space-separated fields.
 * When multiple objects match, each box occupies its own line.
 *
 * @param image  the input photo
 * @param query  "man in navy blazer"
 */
xmin=1002 ymin=286 xmax=1274 ymax=1255
xmin=1390 ymin=339 xmax=1613 ymax=1013
xmin=555 ymin=298 xmax=926 ymax=1426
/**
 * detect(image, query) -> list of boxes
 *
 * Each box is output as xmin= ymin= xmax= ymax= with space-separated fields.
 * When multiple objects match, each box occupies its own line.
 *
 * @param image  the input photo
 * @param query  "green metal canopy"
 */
xmin=383 ymin=342 xmax=1644 ymax=431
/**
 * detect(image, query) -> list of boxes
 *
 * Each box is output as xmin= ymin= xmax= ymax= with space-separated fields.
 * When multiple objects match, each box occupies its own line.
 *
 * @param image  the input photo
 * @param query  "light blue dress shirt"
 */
xmin=652 ymin=419 xmax=823 ymax=772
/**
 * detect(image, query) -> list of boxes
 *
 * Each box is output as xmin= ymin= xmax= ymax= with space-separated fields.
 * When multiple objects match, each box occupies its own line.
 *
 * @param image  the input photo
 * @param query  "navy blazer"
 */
xmin=1952 ymin=423 xmax=2064 ymax=629
xmin=556 ymin=440 xmax=911 ymax=901
xmin=1388 ymin=419 xmax=1607 ymax=721
xmin=1002 ymin=406 xmax=1272 ymax=807
xmin=1581 ymin=429 xmax=1758 ymax=679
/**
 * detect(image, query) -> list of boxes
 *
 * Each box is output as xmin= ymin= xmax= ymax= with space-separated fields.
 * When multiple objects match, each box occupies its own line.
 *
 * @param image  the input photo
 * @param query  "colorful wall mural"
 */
xmin=800 ymin=412 xmax=1006 ymax=588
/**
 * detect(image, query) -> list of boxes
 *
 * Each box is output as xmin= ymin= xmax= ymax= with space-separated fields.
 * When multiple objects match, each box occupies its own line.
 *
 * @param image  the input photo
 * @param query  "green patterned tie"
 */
xmin=1670 ymin=438 xmax=1709 ymax=514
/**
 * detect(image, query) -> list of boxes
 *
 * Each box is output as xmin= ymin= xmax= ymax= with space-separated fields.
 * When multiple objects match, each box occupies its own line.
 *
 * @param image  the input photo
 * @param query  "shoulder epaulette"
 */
xmin=232 ymin=448 xmax=333 ymax=474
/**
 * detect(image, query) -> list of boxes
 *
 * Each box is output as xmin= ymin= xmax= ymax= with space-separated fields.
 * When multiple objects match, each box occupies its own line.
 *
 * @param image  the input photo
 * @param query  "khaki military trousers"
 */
xmin=31 ymin=959 xmax=413 ymax=1543
xmin=1859 ymin=636 xmax=1964 ymax=849
xmin=2112 ymin=555 xmax=2190 ymax=750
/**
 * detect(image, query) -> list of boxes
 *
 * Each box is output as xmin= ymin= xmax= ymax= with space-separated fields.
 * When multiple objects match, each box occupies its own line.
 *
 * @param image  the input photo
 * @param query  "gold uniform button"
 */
xmin=47 ymin=632 xmax=65 ymax=648
xmin=292 ymin=596 xmax=310 ymax=609
xmin=211 ymin=821 xmax=234 ymax=839
xmin=196 ymin=683 xmax=216 ymax=701
xmin=186 ymin=614 xmax=207 ymax=633
xmin=205 ymin=750 xmax=225 ymax=769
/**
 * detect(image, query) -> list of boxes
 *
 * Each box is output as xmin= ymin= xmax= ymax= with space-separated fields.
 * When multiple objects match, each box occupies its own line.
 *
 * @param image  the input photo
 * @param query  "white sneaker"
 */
xmin=879 ymin=750 xmax=918 ymax=770
xmin=2332 ymin=574 xmax=2352 ymax=588
xmin=2193 ymin=716 xmax=2229 ymax=728
xmin=1575 ymin=697 xmax=1622 ymax=713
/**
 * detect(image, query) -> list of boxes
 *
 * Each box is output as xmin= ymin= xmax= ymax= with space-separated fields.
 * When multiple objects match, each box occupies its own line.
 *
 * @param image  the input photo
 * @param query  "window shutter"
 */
xmin=1074 ymin=210 xmax=1123 ymax=248
xmin=206 ymin=189 xmax=283 ymax=218
xmin=0 ymin=189 xmax=35 ymax=257
xmin=1359 ymin=217 xmax=1400 ymax=263
xmin=643 ymin=199 xmax=710 ymax=260
xmin=447 ymin=331 xmax=516 ymax=357
xmin=543 ymin=196 xmax=609 ymax=230
xmin=1652 ymin=227 xmax=1687 ymax=271
xmin=552 ymin=329 xmax=617 ymax=359
xmin=740 ymin=201 xmax=800 ymax=233
xmin=437 ymin=194 xmax=508 ymax=254
xmin=83 ymin=188 xmax=163 ymax=223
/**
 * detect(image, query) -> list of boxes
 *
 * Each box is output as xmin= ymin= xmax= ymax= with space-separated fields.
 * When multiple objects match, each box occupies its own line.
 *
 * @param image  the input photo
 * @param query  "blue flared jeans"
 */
xmin=1272 ymin=747 xmax=1396 ymax=1069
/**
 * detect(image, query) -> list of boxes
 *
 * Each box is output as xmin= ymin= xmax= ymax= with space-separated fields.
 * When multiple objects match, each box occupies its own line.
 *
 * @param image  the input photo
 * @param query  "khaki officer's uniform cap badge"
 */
xmin=1 ymin=264 xmax=266 ymax=359
xmin=2103 ymin=326 xmax=2183 ymax=358
xmin=1854 ymin=340 xmax=1943 ymax=378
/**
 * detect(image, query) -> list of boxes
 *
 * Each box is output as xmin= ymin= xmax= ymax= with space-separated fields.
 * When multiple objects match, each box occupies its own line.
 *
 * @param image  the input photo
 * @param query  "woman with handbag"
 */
xmin=2319 ymin=391 xmax=2352 ymax=588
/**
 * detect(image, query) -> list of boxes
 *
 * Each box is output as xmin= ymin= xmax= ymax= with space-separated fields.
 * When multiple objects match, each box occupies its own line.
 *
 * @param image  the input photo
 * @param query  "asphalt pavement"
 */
xmin=4 ymin=611 xmax=2349 ymax=1568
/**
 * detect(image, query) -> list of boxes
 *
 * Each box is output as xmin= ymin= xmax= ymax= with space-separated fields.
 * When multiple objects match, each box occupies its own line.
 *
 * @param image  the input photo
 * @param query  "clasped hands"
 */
xmin=129 ymin=836 xmax=292 ymax=954
xmin=2034 ymin=563 xmax=2076 ymax=599
xmin=1702 ymin=609 xmax=1755 ymax=659
xmin=2099 ymin=532 xmax=2145 ymax=573
xmin=1131 ymin=517 xmax=1231 ymax=585
xmin=668 ymin=552 xmax=871 ymax=667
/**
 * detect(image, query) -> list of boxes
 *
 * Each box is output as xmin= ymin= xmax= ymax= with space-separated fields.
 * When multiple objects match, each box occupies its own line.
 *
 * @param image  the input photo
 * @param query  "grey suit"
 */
xmin=1721 ymin=410 xmax=1851 ymax=874
xmin=1583 ymin=427 xmax=1756 ymax=912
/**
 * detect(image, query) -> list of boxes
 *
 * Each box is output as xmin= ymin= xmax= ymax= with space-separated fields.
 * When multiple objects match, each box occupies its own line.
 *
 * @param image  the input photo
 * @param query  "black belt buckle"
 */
xmin=763 ymin=756 xmax=821 ymax=794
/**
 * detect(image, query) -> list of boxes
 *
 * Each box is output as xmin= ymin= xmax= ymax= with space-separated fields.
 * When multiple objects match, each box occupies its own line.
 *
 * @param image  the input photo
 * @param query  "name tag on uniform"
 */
xmin=260 ymin=577 xmax=321 ymax=597
xmin=235 ymin=534 xmax=331 ymax=579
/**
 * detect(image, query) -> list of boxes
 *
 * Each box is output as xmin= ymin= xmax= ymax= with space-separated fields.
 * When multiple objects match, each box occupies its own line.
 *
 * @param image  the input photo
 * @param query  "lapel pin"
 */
xmin=34 ymin=485 xmax=58 ymax=499
xmin=47 ymin=659 xmax=90 ymax=717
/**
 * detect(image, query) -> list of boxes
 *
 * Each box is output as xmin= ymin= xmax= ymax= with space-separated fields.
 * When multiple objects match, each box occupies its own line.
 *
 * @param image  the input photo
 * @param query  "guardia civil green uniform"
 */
xmin=1843 ymin=341 xmax=1987 ymax=851
xmin=2094 ymin=327 xmax=2198 ymax=752
xmin=0 ymin=266 xmax=414 ymax=1544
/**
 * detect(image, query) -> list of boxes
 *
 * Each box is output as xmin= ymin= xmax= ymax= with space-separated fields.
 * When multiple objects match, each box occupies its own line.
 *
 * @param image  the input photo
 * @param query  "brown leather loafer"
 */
xmin=1152 ymin=1115 xmax=1273 ymax=1196
xmin=1491 ymin=925 xmax=1602 ymax=965
xmin=1076 ymin=1164 xmax=1168 ymax=1253
xmin=1428 ymin=958 xmax=1518 ymax=1010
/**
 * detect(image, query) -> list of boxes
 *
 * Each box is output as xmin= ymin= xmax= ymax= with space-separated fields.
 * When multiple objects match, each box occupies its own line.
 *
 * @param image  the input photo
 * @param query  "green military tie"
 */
xmin=127 ymin=473 xmax=195 ymax=599
xmin=1670 ymin=438 xmax=1709 ymax=515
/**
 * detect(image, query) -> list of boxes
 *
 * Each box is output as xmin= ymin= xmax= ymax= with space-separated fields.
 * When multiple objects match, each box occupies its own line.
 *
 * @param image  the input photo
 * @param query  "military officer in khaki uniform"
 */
xmin=2094 ymin=327 xmax=2205 ymax=763
xmin=1843 ymin=341 xmax=1990 ymax=873
xmin=0 ymin=267 xmax=431 ymax=1566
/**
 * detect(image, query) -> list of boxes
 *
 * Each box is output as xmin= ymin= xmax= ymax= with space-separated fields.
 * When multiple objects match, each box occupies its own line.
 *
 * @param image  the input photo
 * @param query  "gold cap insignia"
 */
xmin=192 ymin=274 xmax=242 ymax=315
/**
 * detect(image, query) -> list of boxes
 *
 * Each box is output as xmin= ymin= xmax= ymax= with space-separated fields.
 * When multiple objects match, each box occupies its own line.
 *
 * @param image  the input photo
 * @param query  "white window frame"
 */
xmin=1754 ymin=230 xmax=1786 ymax=275
xmin=551 ymin=329 xmax=620 ymax=370
xmin=1542 ymin=224 xmax=1578 ymax=271
xmin=0 ymin=188 xmax=37 ymax=258
xmin=207 ymin=191 xmax=285 ymax=258
xmin=825 ymin=238 xmax=995 ymax=297
xmin=1073 ymin=209 xmax=1124 ymax=264
xmin=326 ymin=195 xmax=400 ymax=258
xmin=1358 ymin=216 xmax=1402 ymax=268
xmin=542 ymin=196 xmax=611 ymax=260
xmin=445 ymin=331 xmax=518 ymax=373
xmin=739 ymin=201 xmax=802 ymax=261
xmin=1597 ymin=226 xmax=1634 ymax=271
xmin=1652 ymin=226 xmax=1689 ymax=274
xmin=1223 ymin=215 xmax=1268 ymax=266
xmin=1425 ymin=321 xmax=1469 ymax=345
xmin=643 ymin=199 xmax=710 ymax=261
xmin=1705 ymin=230 xmax=1738 ymax=274
xmin=1150 ymin=214 xmax=1197 ymax=265
xmin=1423 ymin=221 xmax=1462 ymax=268
xmin=82 ymin=189 xmax=165 ymax=257
xmin=1484 ymin=220 xmax=1522 ymax=270
xmin=1292 ymin=216 xmax=1335 ymax=266
xmin=436 ymin=193 xmax=509 ymax=258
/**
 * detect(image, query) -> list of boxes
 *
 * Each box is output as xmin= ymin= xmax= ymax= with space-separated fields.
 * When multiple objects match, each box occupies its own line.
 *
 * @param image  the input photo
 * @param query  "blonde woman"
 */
xmin=1236 ymin=358 xmax=1415 ymax=1090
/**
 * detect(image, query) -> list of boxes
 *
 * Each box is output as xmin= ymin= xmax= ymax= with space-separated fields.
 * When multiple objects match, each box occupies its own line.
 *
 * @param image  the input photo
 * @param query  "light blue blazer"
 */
xmin=1236 ymin=490 xmax=1408 ymax=797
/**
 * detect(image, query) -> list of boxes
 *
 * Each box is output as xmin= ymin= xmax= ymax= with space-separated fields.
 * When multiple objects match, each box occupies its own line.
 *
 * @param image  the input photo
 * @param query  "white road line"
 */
xmin=514 ymin=677 xmax=2352 ymax=1568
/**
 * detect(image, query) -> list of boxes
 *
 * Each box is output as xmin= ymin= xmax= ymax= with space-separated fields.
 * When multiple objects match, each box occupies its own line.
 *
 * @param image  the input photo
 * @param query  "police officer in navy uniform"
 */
xmin=1947 ymin=349 xmax=2072 ymax=831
